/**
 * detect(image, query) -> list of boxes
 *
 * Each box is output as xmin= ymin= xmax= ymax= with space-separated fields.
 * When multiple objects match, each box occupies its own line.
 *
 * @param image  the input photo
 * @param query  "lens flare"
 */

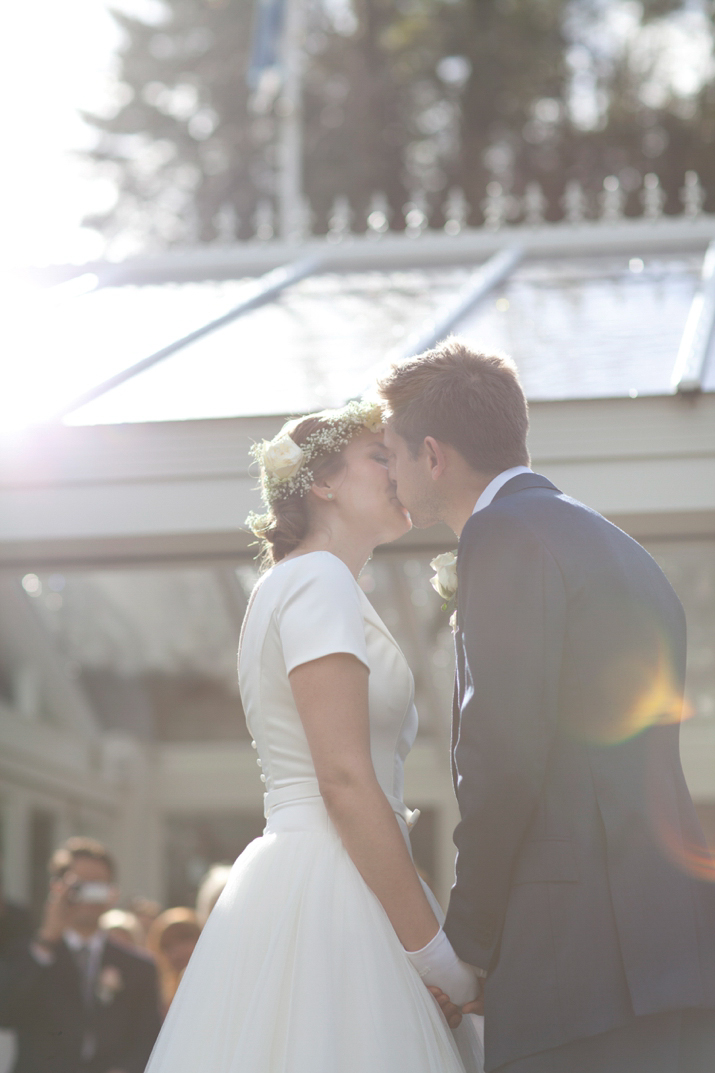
xmin=596 ymin=639 xmax=691 ymax=745
xmin=644 ymin=730 xmax=715 ymax=883
xmin=564 ymin=597 xmax=690 ymax=746
xmin=657 ymin=824 xmax=715 ymax=883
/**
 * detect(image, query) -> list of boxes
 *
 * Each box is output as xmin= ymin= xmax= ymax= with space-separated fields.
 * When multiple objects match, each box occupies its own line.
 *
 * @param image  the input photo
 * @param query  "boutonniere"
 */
xmin=430 ymin=551 xmax=458 ymax=604
xmin=96 ymin=965 xmax=124 ymax=1005
xmin=430 ymin=551 xmax=459 ymax=632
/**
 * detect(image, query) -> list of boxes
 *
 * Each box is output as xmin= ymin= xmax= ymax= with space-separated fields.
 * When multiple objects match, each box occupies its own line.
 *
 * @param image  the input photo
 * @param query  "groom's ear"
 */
xmin=423 ymin=437 xmax=448 ymax=481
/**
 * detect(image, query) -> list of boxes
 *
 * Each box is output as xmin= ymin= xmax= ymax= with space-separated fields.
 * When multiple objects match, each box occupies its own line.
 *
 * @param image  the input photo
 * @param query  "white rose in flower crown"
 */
xmin=262 ymin=434 xmax=305 ymax=480
xmin=430 ymin=551 xmax=458 ymax=601
xmin=361 ymin=403 xmax=385 ymax=433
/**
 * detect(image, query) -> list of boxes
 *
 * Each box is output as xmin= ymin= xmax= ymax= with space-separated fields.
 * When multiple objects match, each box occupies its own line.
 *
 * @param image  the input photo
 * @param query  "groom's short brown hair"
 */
xmin=377 ymin=338 xmax=529 ymax=473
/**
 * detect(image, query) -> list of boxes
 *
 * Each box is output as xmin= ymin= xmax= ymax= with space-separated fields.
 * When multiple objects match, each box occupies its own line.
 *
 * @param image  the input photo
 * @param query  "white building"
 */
xmin=1 ymin=175 xmax=714 ymax=922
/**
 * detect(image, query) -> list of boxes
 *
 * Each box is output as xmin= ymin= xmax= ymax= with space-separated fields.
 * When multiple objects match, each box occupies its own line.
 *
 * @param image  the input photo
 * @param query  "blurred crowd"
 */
xmin=0 ymin=838 xmax=232 ymax=1073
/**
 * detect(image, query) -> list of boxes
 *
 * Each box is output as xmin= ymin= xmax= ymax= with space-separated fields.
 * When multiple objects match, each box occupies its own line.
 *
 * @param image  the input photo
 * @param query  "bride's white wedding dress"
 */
xmin=144 ymin=550 xmax=484 ymax=1073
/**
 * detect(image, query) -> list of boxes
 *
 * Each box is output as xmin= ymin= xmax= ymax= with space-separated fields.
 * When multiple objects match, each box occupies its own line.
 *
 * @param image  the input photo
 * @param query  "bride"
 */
xmin=144 ymin=400 xmax=484 ymax=1073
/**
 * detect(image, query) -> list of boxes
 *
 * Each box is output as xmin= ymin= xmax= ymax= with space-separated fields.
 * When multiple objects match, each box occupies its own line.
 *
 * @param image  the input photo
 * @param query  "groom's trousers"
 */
xmin=494 ymin=1009 xmax=715 ymax=1073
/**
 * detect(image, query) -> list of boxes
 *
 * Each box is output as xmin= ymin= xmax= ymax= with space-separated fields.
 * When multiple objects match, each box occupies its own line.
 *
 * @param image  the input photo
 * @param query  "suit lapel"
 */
xmin=450 ymin=471 xmax=561 ymax=790
xmin=451 ymin=625 xmax=466 ymax=793
xmin=451 ymin=679 xmax=460 ymax=792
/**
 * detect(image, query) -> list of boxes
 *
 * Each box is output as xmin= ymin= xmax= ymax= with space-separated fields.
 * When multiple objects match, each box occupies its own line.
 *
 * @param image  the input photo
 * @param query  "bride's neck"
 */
xmin=291 ymin=523 xmax=374 ymax=580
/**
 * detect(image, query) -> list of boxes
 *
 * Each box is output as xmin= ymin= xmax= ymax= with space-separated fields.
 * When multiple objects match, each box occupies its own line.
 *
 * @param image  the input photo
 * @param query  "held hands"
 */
xmin=404 ymin=927 xmax=480 ymax=1009
xmin=428 ymin=986 xmax=464 ymax=1029
xmin=428 ymin=975 xmax=485 ymax=1029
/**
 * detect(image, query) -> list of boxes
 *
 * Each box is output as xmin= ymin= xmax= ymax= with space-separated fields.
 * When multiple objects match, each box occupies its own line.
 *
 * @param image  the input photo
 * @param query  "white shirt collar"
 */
xmin=472 ymin=466 xmax=533 ymax=515
xmin=64 ymin=928 xmax=106 ymax=953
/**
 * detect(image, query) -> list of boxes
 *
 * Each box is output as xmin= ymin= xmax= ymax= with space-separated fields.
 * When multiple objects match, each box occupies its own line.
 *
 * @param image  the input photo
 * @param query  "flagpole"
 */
xmin=277 ymin=0 xmax=306 ymax=241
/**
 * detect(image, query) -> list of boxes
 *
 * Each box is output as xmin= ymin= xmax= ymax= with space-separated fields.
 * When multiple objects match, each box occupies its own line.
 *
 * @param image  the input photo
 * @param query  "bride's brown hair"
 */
xmin=252 ymin=414 xmax=347 ymax=569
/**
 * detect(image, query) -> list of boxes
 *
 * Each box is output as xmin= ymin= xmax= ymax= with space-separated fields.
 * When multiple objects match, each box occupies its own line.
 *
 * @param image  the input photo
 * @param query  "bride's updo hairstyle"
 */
xmin=246 ymin=400 xmax=384 ymax=569
xmin=250 ymin=414 xmax=346 ymax=567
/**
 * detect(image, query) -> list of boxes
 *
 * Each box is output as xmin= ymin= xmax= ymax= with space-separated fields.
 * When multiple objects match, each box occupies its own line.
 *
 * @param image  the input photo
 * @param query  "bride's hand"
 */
xmin=404 ymin=927 xmax=479 ymax=1006
xmin=427 ymin=986 xmax=463 ymax=1030
xmin=461 ymin=977 xmax=485 ymax=1016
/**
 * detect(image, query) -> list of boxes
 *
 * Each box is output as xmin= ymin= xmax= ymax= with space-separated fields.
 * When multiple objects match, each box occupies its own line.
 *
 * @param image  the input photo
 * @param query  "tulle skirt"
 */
xmin=144 ymin=794 xmax=484 ymax=1073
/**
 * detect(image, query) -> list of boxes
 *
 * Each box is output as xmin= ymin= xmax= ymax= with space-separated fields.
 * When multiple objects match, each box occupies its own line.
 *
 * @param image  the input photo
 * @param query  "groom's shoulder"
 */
xmin=460 ymin=479 xmax=629 ymax=557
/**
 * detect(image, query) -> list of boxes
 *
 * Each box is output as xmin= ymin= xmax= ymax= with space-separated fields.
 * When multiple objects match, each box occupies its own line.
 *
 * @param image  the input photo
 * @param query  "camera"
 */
xmin=66 ymin=881 xmax=113 ymax=904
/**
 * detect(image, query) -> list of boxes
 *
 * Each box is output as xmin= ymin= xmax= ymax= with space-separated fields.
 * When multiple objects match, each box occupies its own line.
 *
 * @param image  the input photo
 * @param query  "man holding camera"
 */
xmin=2 ymin=837 xmax=161 ymax=1073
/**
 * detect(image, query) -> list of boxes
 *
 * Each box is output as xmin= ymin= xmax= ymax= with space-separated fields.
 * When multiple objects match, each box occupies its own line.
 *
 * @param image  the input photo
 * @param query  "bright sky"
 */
xmin=0 ymin=0 xmax=163 ymax=270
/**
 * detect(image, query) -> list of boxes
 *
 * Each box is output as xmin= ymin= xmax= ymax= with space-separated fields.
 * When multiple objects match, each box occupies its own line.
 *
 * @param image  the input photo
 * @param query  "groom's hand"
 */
xmin=461 ymin=976 xmax=485 ymax=1016
xmin=427 ymin=986 xmax=463 ymax=1029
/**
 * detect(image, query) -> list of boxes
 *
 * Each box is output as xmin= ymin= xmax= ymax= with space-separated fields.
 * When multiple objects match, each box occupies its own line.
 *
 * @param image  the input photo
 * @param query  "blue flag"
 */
xmin=247 ymin=0 xmax=287 ymax=91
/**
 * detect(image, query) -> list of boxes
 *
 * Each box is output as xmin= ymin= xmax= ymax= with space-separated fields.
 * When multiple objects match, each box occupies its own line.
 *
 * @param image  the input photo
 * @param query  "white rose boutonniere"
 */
xmin=430 ymin=551 xmax=458 ymax=602
xmin=262 ymin=434 xmax=305 ymax=480
xmin=96 ymin=965 xmax=124 ymax=1005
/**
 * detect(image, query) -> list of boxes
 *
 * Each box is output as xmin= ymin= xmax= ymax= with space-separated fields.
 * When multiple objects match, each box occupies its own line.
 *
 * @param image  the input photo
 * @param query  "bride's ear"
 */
xmin=311 ymin=481 xmax=335 ymax=502
xmin=424 ymin=437 xmax=448 ymax=481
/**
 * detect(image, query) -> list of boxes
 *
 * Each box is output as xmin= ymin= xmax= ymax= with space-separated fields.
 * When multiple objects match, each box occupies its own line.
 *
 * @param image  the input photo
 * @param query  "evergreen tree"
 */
xmin=84 ymin=0 xmax=264 ymax=250
xmin=82 ymin=0 xmax=714 ymax=251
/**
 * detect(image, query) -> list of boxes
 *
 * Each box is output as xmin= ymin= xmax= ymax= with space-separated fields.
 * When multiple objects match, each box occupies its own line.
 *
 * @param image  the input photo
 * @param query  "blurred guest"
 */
xmin=127 ymin=897 xmax=161 ymax=946
xmin=195 ymin=864 xmax=231 ymax=927
xmin=0 ymin=863 xmax=32 ymax=959
xmin=145 ymin=909 xmax=201 ymax=1016
xmin=99 ymin=910 xmax=143 ymax=952
xmin=2 ymin=836 xmax=161 ymax=1073
xmin=0 ymin=864 xmax=33 ymax=1073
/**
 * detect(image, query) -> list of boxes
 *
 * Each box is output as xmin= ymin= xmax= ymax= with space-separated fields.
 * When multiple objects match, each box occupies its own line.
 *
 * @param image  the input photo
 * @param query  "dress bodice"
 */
xmin=238 ymin=551 xmax=418 ymax=806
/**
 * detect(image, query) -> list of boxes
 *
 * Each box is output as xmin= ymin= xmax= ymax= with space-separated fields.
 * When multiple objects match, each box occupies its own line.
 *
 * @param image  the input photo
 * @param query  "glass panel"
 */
xmin=66 ymin=268 xmax=475 ymax=425
xmin=454 ymin=254 xmax=702 ymax=400
xmin=644 ymin=539 xmax=715 ymax=724
xmin=4 ymin=278 xmax=253 ymax=430
xmin=165 ymin=812 xmax=264 ymax=907
xmin=17 ymin=552 xmax=454 ymax=741
xmin=19 ymin=565 xmax=253 ymax=742
xmin=18 ymin=538 xmax=711 ymax=747
xmin=358 ymin=552 xmax=456 ymax=736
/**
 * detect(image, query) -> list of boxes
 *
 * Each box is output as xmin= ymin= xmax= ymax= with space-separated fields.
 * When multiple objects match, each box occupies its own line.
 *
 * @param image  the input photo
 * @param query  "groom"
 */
xmin=379 ymin=339 xmax=715 ymax=1073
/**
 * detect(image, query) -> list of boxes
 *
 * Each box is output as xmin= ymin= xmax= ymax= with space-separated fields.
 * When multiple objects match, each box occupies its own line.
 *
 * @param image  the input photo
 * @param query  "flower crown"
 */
xmin=246 ymin=399 xmax=384 ymax=536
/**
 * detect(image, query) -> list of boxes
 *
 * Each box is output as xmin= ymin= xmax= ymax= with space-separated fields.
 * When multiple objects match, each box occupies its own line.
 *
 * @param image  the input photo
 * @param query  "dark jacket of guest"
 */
xmin=443 ymin=472 xmax=715 ymax=1072
xmin=3 ymin=936 xmax=161 ymax=1073
xmin=0 ymin=901 xmax=33 ymax=958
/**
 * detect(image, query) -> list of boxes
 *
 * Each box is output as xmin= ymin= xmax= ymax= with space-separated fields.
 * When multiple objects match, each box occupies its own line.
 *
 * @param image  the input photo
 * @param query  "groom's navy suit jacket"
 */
xmin=443 ymin=472 xmax=715 ymax=1072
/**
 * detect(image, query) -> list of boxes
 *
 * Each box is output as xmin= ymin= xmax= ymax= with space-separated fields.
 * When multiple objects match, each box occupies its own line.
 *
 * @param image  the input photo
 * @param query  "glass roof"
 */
xmin=64 ymin=253 xmax=708 ymax=426
xmin=65 ymin=268 xmax=475 ymax=426
xmin=454 ymin=254 xmax=702 ymax=400
xmin=6 ymin=252 xmax=707 ymax=432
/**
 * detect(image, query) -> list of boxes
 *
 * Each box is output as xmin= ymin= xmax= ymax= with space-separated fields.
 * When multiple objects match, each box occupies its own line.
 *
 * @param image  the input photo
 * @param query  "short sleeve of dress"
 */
xmin=276 ymin=553 xmax=369 ymax=675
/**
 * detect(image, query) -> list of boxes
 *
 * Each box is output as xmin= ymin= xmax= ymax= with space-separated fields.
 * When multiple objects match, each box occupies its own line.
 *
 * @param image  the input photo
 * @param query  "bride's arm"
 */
xmin=289 ymin=651 xmax=440 ymax=951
